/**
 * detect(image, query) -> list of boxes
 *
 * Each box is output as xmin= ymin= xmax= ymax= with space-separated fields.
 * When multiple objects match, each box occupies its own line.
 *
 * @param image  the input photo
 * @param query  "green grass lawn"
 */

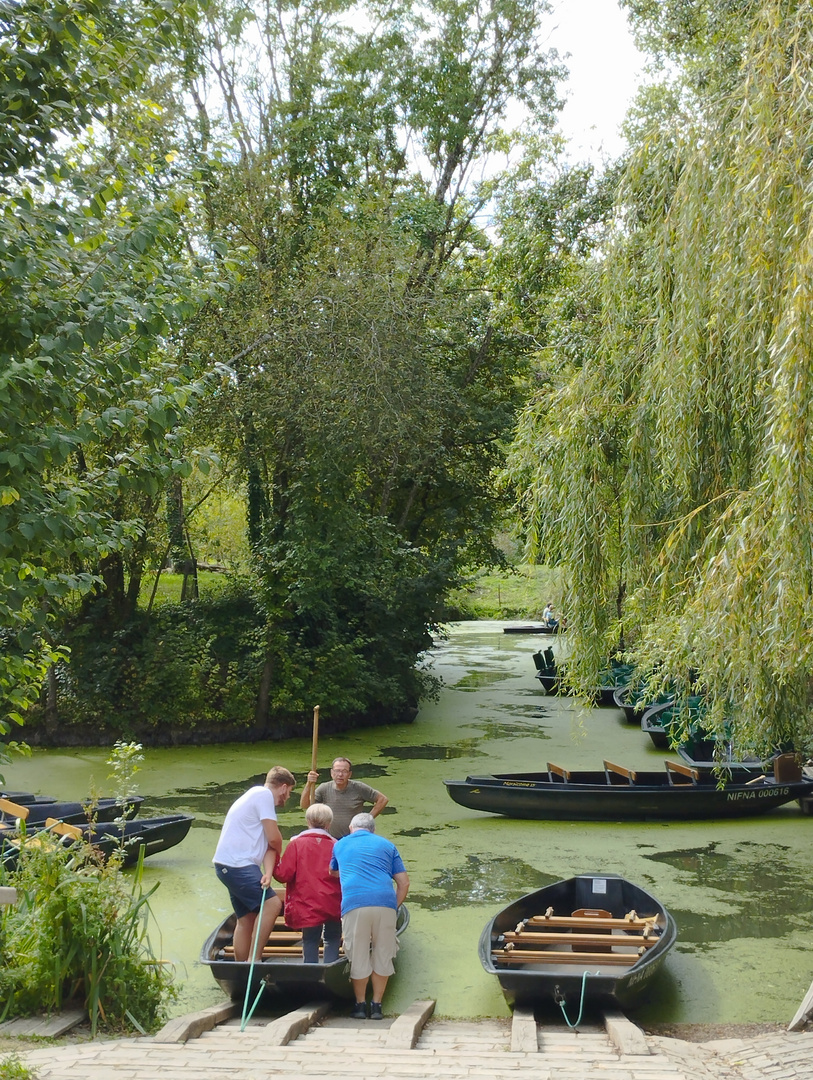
xmin=445 ymin=564 xmax=563 ymax=620
xmin=139 ymin=564 xmax=560 ymax=621
xmin=138 ymin=569 xmax=238 ymax=608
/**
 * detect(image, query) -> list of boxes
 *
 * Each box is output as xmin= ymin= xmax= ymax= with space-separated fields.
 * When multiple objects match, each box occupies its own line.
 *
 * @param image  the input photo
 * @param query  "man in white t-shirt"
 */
xmin=213 ymin=765 xmax=296 ymax=961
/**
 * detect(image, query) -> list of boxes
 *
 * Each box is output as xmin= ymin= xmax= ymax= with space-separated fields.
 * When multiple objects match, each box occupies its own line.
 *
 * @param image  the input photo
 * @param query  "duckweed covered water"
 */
xmin=6 ymin=622 xmax=813 ymax=1022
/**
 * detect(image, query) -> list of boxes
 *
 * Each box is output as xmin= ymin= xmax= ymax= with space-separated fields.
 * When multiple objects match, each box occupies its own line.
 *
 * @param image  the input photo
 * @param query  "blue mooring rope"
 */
xmin=556 ymin=970 xmax=596 ymax=1030
xmin=240 ymin=886 xmax=268 ymax=1031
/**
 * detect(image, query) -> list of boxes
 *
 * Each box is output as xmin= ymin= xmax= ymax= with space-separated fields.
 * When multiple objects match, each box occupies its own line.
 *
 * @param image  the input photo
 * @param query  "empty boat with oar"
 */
xmin=480 ymin=873 xmax=677 ymax=1013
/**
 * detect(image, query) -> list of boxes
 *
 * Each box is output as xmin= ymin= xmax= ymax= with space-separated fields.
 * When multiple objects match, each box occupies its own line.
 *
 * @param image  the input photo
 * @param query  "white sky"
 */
xmin=544 ymin=0 xmax=647 ymax=163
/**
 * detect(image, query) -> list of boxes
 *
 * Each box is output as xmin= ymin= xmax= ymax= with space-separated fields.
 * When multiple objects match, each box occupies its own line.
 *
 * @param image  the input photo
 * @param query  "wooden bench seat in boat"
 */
xmin=493 ymin=948 xmax=641 ymax=966
xmin=665 ymin=760 xmax=699 ymax=785
xmin=524 ymin=909 xmax=660 ymax=931
xmin=501 ymin=930 xmax=658 ymax=948
xmin=494 ymin=903 xmax=663 ymax=966
xmin=0 ymin=798 xmax=30 ymax=822
xmin=546 ymin=762 xmax=571 ymax=782
xmin=44 ymin=818 xmax=83 ymax=839
xmin=222 ymin=944 xmax=346 ymax=958
xmin=604 ymin=760 xmax=637 ymax=785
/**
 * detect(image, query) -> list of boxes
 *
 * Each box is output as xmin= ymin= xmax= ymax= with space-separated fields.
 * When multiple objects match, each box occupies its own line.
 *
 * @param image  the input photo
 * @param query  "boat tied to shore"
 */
xmin=0 ymin=810 xmax=195 ymax=869
xmin=480 ymin=874 xmax=677 ymax=1013
xmin=201 ymin=901 xmax=410 ymax=1003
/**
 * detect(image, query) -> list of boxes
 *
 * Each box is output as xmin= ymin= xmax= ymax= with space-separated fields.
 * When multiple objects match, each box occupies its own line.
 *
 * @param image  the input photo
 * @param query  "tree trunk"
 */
xmin=254 ymin=650 xmax=274 ymax=728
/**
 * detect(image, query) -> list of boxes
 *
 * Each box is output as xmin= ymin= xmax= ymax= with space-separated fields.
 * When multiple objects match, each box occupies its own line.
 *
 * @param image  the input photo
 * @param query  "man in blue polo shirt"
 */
xmin=329 ymin=813 xmax=409 ymax=1020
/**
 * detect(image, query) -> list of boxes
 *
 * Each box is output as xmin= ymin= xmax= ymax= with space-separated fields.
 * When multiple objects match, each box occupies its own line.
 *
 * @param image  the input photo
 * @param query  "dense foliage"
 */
xmin=0 ymin=0 xmax=573 ymax=741
xmin=508 ymin=0 xmax=813 ymax=755
xmin=0 ymin=0 xmax=225 ymax=748
xmin=0 ymin=836 xmax=173 ymax=1033
xmin=172 ymin=0 xmax=566 ymax=727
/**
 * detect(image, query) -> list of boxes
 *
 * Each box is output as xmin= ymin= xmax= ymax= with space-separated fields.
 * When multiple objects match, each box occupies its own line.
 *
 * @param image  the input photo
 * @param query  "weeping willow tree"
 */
xmin=507 ymin=0 xmax=813 ymax=754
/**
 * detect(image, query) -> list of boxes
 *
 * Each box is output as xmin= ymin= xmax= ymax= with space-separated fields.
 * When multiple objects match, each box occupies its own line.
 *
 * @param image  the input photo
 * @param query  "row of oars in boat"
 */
xmin=492 ymin=908 xmax=663 ymax=966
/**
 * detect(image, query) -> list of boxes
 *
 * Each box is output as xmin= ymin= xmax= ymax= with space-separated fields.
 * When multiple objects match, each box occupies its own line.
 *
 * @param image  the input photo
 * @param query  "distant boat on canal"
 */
xmin=443 ymin=759 xmax=813 ymax=821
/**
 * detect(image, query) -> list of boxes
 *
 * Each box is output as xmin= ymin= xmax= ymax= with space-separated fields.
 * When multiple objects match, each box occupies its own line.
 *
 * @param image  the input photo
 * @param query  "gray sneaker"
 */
xmin=350 ymin=1001 xmax=367 ymax=1020
xmin=369 ymin=1002 xmax=383 ymax=1020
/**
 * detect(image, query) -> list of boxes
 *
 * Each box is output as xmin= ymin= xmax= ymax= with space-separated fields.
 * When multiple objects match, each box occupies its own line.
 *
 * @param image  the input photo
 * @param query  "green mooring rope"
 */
xmin=240 ymin=887 xmax=268 ymax=1031
xmin=556 ymin=970 xmax=596 ymax=1030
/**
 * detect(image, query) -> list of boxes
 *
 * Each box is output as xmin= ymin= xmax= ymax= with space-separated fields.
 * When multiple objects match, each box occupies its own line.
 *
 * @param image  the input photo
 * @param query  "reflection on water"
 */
xmin=489 ymin=703 xmax=550 ymax=718
xmin=464 ymin=719 xmax=551 ymax=741
xmin=393 ymin=824 xmax=456 ymax=838
xmin=409 ymin=855 xmax=557 ymax=910
xmin=453 ymin=670 xmax=516 ymax=691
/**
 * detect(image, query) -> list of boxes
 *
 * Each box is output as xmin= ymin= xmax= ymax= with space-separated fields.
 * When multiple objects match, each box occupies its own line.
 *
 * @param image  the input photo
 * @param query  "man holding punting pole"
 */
xmin=300 ymin=756 xmax=388 ymax=838
xmin=212 ymin=765 xmax=296 ymax=962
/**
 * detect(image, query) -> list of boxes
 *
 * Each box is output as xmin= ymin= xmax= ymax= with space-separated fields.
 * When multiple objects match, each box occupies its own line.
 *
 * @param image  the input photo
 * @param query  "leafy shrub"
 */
xmin=0 ymin=1054 xmax=38 ymax=1080
xmin=52 ymin=582 xmax=267 ymax=734
xmin=0 ymin=837 xmax=174 ymax=1035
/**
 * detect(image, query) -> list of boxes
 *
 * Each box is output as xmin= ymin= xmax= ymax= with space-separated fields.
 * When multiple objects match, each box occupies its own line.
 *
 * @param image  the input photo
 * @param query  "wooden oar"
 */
xmin=311 ymin=704 xmax=320 ymax=774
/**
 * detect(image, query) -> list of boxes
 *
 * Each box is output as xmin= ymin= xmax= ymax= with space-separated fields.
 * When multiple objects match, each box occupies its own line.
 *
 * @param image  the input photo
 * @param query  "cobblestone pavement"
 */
xmin=8 ymin=1009 xmax=813 ymax=1080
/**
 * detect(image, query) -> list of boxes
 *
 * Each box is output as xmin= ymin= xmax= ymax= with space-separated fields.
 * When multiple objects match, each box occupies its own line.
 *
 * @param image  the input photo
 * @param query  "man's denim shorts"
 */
xmin=214 ymin=863 xmax=277 ymax=918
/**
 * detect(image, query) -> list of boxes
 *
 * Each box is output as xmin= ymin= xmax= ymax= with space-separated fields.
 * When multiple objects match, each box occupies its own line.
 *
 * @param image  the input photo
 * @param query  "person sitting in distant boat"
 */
xmin=542 ymin=602 xmax=559 ymax=630
xmin=274 ymin=803 xmax=342 ymax=964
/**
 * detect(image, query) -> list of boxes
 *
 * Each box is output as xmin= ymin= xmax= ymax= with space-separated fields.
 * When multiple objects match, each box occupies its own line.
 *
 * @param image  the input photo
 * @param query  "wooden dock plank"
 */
xmin=0 ymin=1008 xmax=86 ymax=1037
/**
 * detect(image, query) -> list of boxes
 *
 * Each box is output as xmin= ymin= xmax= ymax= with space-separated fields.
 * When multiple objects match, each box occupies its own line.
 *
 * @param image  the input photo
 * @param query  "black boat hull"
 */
xmin=21 ymin=797 xmax=144 ymax=826
xmin=444 ymin=770 xmax=813 ymax=821
xmin=1 ymin=814 xmax=194 ymax=869
xmin=480 ymin=874 xmax=677 ymax=1011
xmin=201 ymin=905 xmax=410 ymax=1003
xmin=81 ymin=815 xmax=194 ymax=866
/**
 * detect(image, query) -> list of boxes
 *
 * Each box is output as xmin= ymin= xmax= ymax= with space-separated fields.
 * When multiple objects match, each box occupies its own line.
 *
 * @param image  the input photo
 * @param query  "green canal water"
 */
xmin=5 ymin=622 xmax=813 ymax=1023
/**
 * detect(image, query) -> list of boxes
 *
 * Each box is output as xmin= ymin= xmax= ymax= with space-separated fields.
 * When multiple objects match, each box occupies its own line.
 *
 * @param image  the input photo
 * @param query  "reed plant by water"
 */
xmin=0 ymin=834 xmax=175 ymax=1035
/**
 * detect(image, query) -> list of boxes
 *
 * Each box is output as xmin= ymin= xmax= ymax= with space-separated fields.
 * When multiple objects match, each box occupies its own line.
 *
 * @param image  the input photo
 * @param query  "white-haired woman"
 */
xmin=274 ymin=803 xmax=342 ymax=963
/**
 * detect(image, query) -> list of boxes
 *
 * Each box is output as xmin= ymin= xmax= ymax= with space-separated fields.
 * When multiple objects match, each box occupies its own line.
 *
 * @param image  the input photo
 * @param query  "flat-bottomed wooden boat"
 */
xmin=201 ymin=903 xmax=410 ymax=1003
xmin=0 ymin=813 xmax=194 ymax=869
xmin=444 ymin=759 xmax=813 ymax=821
xmin=480 ymin=874 xmax=676 ymax=1011
xmin=0 ymin=796 xmax=143 ymax=827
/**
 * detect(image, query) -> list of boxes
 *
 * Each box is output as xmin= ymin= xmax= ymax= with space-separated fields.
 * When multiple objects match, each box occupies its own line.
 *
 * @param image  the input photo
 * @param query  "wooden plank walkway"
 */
xmin=7 ymin=1001 xmax=813 ymax=1080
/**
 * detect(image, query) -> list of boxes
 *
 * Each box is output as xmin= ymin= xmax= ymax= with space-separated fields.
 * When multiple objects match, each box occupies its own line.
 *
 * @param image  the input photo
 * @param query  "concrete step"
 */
xmin=16 ymin=1004 xmax=813 ymax=1080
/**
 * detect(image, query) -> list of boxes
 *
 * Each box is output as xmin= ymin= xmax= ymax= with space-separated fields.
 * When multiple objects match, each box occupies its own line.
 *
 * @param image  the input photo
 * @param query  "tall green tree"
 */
xmin=183 ymin=0 xmax=565 ymax=722
xmin=508 ymin=0 xmax=813 ymax=754
xmin=0 ymin=0 xmax=224 ymax=743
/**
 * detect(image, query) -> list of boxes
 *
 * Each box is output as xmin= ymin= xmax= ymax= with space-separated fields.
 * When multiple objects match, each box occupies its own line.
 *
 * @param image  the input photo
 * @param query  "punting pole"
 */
xmin=240 ymin=887 xmax=267 ymax=1032
xmin=311 ymin=704 xmax=320 ymax=774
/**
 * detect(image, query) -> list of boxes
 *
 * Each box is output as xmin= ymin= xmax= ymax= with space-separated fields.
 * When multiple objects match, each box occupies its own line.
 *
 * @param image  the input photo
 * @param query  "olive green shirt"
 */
xmin=313 ymin=780 xmax=383 ymax=838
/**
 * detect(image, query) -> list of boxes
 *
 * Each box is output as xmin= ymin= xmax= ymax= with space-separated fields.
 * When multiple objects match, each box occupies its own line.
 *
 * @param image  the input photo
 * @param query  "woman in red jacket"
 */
xmin=274 ymin=803 xmax=343 ymax=962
